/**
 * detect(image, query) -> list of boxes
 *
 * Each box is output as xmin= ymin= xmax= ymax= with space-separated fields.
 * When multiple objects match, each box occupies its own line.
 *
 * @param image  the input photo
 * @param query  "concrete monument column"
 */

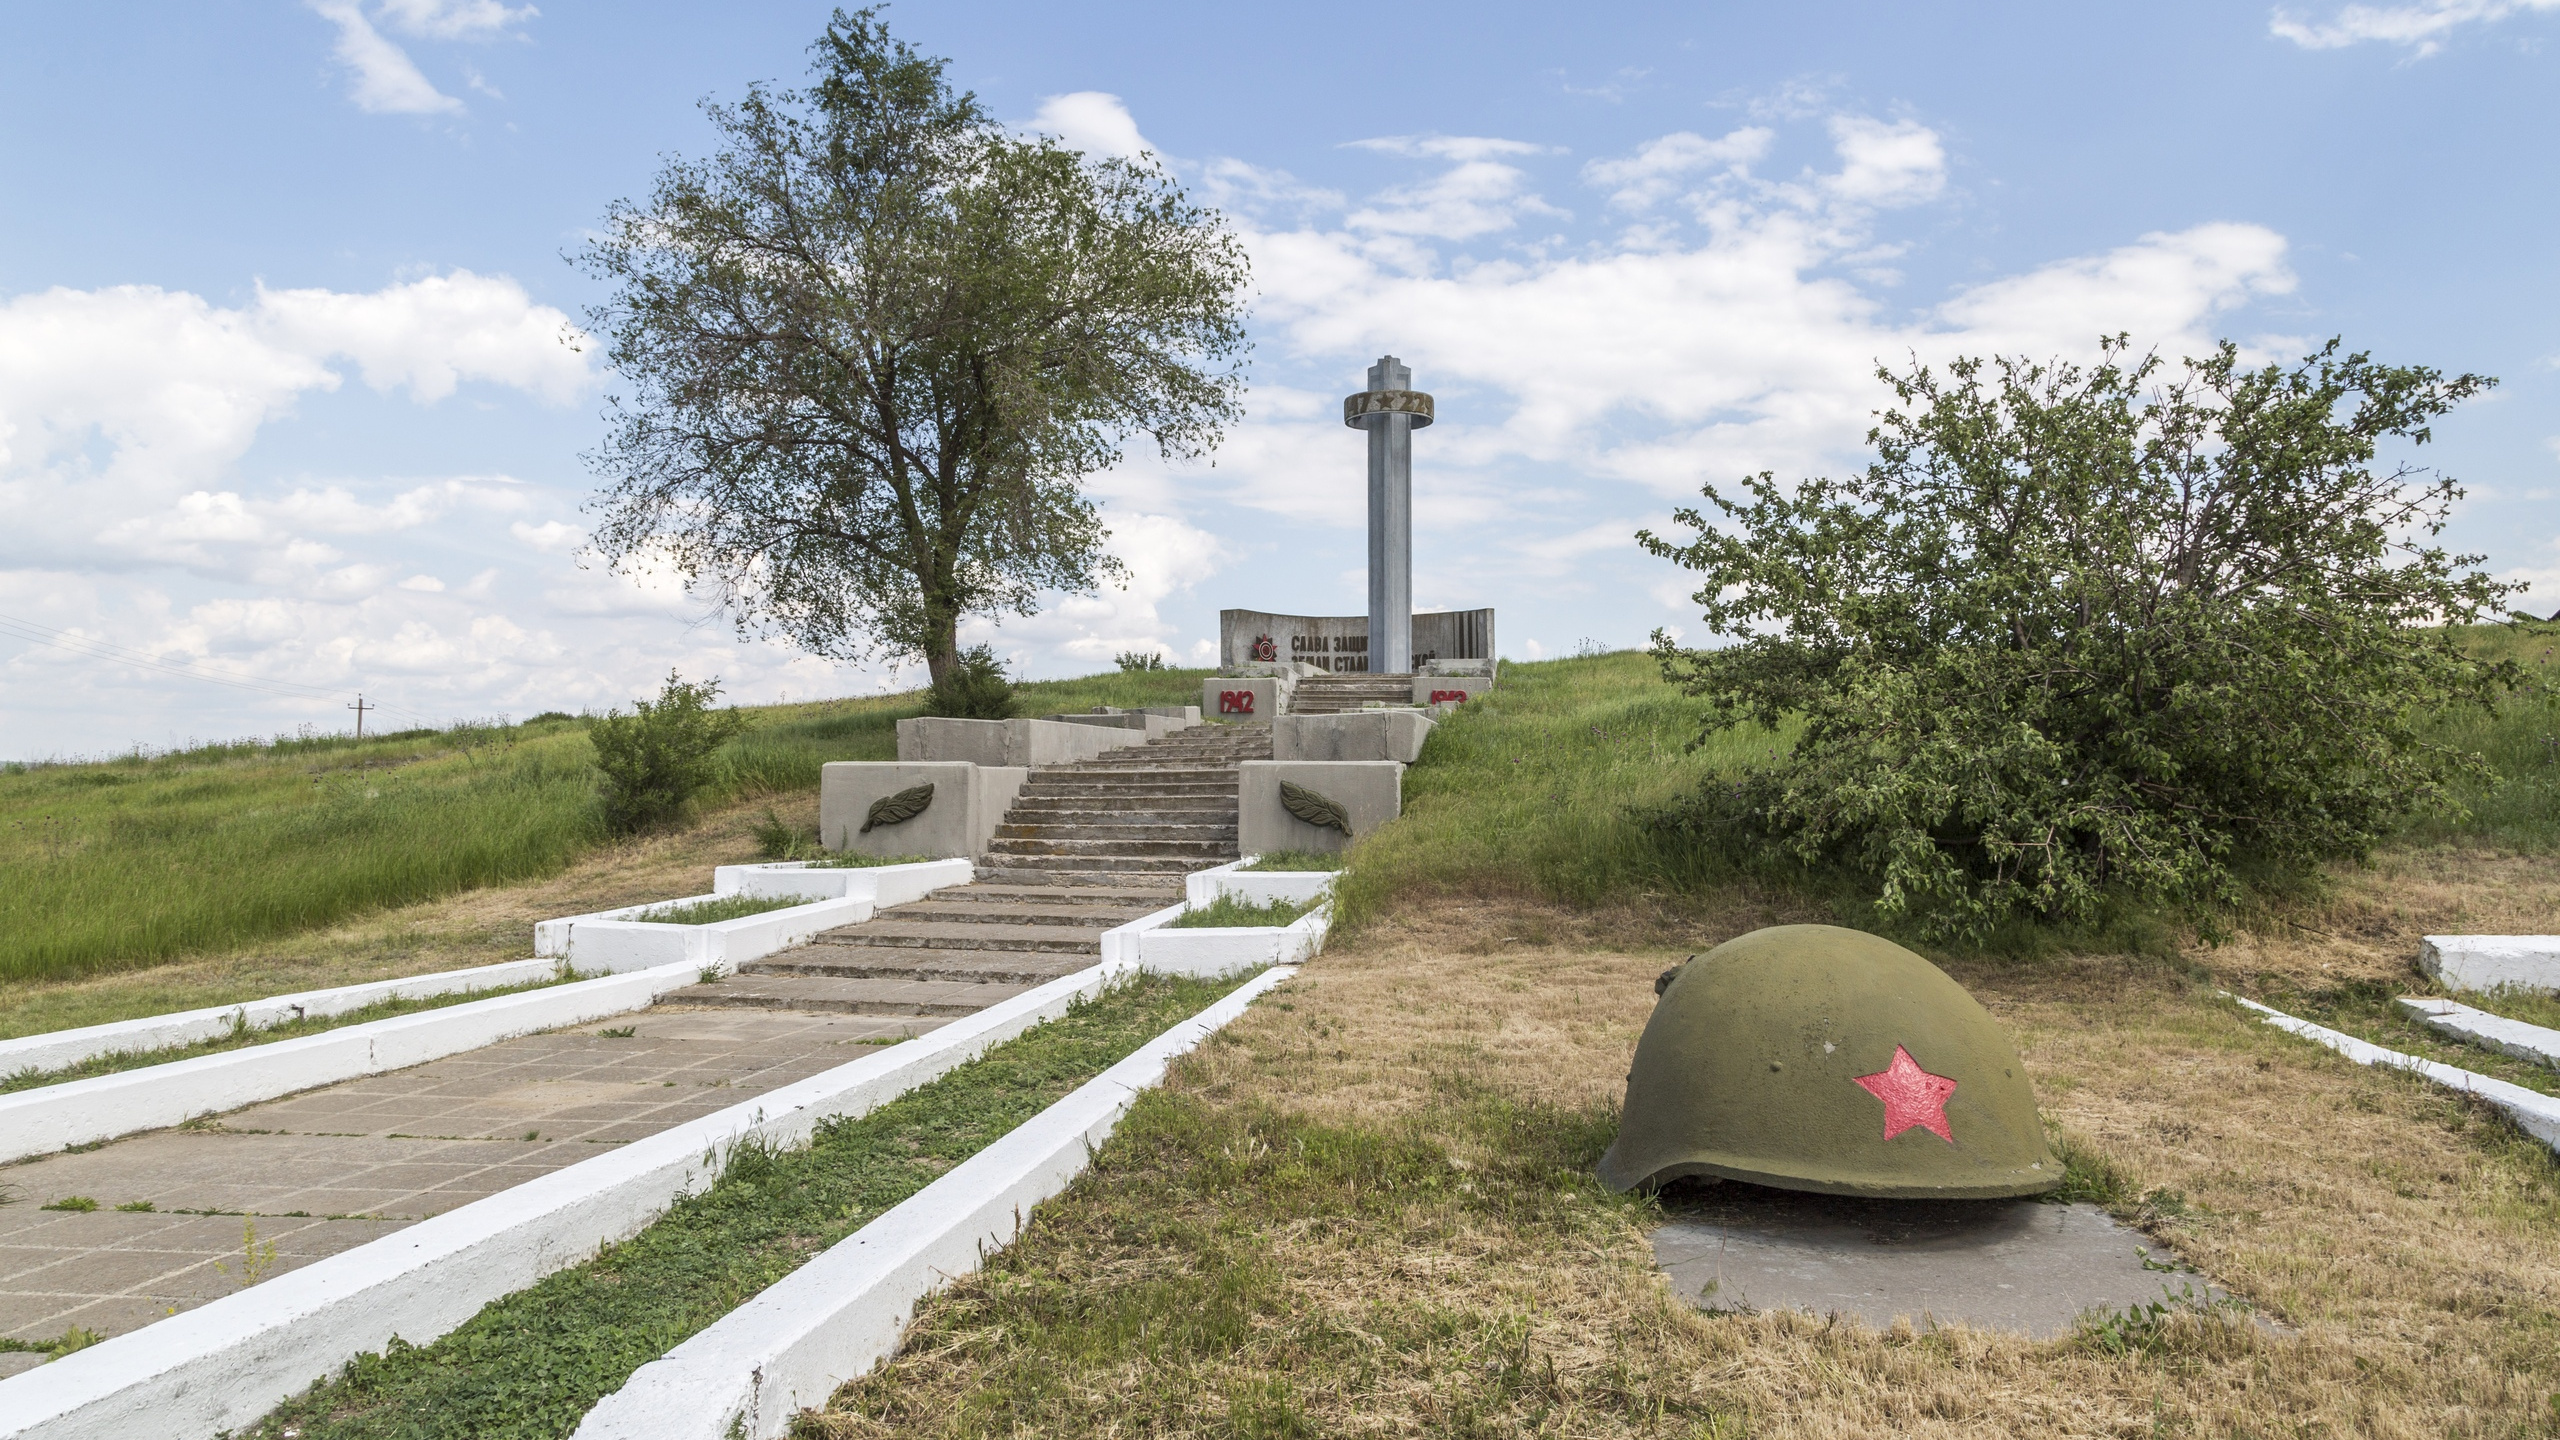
xmin=1343 ymin=355 xmax=1434 ymax=674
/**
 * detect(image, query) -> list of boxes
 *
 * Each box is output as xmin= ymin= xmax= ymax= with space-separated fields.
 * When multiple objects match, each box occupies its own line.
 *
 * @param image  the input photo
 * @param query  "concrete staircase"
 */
xmin=664 ymin=722 xmax=1271 ymax=1016
xmin=1289 ymin=672 xmax=1414 ymax=713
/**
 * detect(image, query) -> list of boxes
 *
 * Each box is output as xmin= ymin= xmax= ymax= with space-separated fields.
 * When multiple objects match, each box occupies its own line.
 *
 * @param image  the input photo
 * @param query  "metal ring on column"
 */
xmin=1342 ymin=390 xmax=1435 ymax=428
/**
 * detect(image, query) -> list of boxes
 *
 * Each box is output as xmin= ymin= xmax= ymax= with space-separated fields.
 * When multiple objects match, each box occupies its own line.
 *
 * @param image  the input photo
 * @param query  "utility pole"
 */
xmin=348 ymin=694 xmax=374 ymax=739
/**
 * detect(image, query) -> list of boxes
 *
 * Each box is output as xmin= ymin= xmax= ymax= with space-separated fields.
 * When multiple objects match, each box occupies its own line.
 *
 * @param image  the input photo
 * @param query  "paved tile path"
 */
xmin=0 ymin=719 xmax=1266 ymax=1375
xmin=0 ymin=1009 xmax=932 ymax=1365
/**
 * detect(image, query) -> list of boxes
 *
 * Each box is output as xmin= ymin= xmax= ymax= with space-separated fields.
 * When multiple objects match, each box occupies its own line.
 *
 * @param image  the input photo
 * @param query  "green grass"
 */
xmin=802 ymin=852 xmax=939 ymax=869
xmin=2456 ymin=985 xmax=2560 ymax=1033
xmin=2403 ymin=622 xmax=2560 ymax=852
xmin=0 ymin=670 xmax=1211 ymax=988
xmin=1328 ymin=650 xmax=1784 ymax=928
xmin=627 ymin=894 xmax=810 ymax=925
xmin=0 ymin=970 xmax=577 ymax=1095
xmin=240 ymin=970 xmax=1246 ymax=1440
xmin=1237 ymin=850 xmax=1340 ymax=872
xmin=1165 ymin=895 xmax=1316 ymax=930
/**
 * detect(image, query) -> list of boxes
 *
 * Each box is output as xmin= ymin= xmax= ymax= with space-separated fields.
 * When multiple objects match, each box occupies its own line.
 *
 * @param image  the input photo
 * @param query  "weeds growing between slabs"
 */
xmin=240 ymin=970 xmax=1244 ymax=1440
xmin=1165 ymin=895 xmax=1317 ymax=929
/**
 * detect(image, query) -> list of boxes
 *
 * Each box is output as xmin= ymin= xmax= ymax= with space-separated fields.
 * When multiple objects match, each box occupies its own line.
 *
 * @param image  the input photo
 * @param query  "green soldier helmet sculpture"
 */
xmin=1599 ymin=925 xmax=2058 ymax=1198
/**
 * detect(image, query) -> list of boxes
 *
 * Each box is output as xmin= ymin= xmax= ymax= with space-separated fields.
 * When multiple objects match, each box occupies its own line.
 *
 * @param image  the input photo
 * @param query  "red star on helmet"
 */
xmin=1853 ymin=1045 xmax=1958 ymax=1143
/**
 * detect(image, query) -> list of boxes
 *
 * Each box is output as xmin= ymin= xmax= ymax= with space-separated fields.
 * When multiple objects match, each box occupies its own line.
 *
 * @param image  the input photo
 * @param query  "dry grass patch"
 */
xmin=0 ymin=792 xmax=799 ymax=1040
xmin=806 ymin=887 xmax=2560 ymax=1438
xmin=2202 ymin=847 xmax=2560 ymax=991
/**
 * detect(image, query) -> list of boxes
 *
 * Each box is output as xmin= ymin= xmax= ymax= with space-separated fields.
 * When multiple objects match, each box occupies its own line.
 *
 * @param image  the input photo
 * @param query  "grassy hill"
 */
xmin=0 ymin=670 xmax=1210 ymax=987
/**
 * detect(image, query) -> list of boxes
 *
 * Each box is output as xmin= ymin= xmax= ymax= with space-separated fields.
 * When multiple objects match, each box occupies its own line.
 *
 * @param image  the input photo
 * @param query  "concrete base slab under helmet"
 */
xmin=1650 ymin=1188 xmax=2234 ymax=1340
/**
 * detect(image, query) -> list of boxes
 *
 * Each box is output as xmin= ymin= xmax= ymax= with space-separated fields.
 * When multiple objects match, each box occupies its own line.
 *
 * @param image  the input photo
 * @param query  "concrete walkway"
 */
xmin=0 ymin=1008 xmax=933 ymax=1367
xmin=0 ymin=722 xmax=1267 ymax=1374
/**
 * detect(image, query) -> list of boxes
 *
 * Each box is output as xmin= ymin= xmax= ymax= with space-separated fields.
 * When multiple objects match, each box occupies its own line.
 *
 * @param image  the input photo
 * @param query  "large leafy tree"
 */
xmin=580 ymin=10 xmax=1249 ymax=683
xmin=1641 ymin=338 xmax=2521 ymax=939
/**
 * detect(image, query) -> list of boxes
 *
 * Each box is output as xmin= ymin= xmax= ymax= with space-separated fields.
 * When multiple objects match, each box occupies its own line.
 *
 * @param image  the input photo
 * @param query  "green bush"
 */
xmin=1114 ymin=648 xmax=1168 ymax=672
xmin=1642 ymin=338 xmax=2519 ymax=940
xmin=590 ymin=672 xmax=752 ymax=833
xmin=925 ymin=644 xmax=1017 ymax=720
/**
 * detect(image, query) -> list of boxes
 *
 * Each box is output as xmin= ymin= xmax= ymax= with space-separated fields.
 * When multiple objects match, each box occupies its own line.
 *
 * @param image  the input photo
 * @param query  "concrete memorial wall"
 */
xmin=1219 ymin=607 xmax=1495 ymax=673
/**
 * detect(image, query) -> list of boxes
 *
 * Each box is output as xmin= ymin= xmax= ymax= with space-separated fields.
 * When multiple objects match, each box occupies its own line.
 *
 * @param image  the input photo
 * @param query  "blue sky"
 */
xmin=2 ymin=1 xmax=2555 ymax=757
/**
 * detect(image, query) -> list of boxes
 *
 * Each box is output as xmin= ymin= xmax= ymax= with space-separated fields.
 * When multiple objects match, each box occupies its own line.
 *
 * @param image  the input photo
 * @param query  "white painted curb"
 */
xmin=572 ymin=965 xmax=1296 ymax=1440
xmin=1135 ymin=900 xmax=1330 ymax=978
xmin=2419 ymin=935 xmax=2560 ymax=994
xmin=534 ymin=892 xmax=872 ymax=972
xmin=0 ymin=962 xmax=1134 ymax=1440
xmin=0 ymin=960 xmax=710 ymax=1167
xmin=2232 ymin=995 xmax=2560 ymax=1149
xmin=1184 ymin=857 xmax=1337 ymax=909
xmin=712 ymin=857 xmax=974 ymax=909
xmin=0 ymin=957 xmax=565 ymax=1080
xmin=2399 ymin=997 xmax=2560 ymax=1069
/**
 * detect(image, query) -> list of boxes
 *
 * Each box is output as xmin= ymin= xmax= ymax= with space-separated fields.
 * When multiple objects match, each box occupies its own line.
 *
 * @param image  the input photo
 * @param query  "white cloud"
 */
xmin=2270 ymin=0 xmax=2559 ymax=53
xmin=0 ymin=273 xmax=586 ymax=583
xmin=1196 ymin=115 xmax=2290 ymax=526
xmin=309 ymin=1 xmax=461 ymax=115
xmin=1821 ymin=116 xmax=1946 ymax=209
xmin=509 ymin=519 xmax=583 ymax=553
xmin=968 ymin=511 xmax=1230 ymax=670
xmin=374 ymin=0 xmax=538 ymax=41
xmin=1583 ymin=128 xmax=1774 ymax=211
xmin=1350 ymin=135 xmax=1558 ymax=163
xmin=255 ymin=271 xmax=587 ymax=404
xmin=1028 ymin=92 xmax=1152 ymax=158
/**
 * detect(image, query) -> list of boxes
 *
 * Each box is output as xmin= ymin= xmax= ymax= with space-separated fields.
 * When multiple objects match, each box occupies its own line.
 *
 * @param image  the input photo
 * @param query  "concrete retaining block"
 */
xmin=817 ymin=762 xmax=1026 ymax=859
xmin=1042 ymin=708 xmax=1197 ymax=742
xmin=1203 ymin=676 xmax=1284 ymax=721
xmin=1140 ymin=905 xmax=1329 ymax=978
xmin=1412 ymin=675 xmax=1493 ymax=706
xmin=534 ymin=894 xmax=870 ymax=973
xmin=711 ymin=857 xmax=975 ymax=909
xmin=2399 ymin=997 xmax=2560 ymax=1069
xmin=1238 ymin=760 xmax=1402 ymax=856
xmin=568 ymin=965 xmax=1298 ymax=1440
xmin=0 ymin=963 xmax=1134 ymax=1440
xmin=893 ymin=717 xmax=1140 ymax=767
xmin=0 ymin=960 xmax=710 ymax=1167
xmin=2419 ymin=936 xmax=2560 ymax=994
xmin=0 ymin=957 xmax=564 ymax=1080
xmin=1275 ymin=710 xmax=1433 ymax=763
xmin=2232 ymin=995 xmax=2560 ymax=1150
xmin=1184 ymin=858 xmax=1337 ymax=909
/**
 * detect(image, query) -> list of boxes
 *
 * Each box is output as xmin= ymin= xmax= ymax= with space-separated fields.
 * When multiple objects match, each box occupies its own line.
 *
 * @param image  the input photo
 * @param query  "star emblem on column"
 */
xmin=1853 ymin=1045 xmax=1958 ymax=1143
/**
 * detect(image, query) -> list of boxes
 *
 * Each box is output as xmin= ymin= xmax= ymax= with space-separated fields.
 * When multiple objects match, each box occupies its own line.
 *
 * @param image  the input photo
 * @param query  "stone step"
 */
xmin=664 ymin=975 xmax=1034 ymax=1016
xmin=1005 ymin=799 xmax=1238 ymax=816
xmin=880 ymin=898 xmax=1156 ymax=925
xmin=994 ymin=822 xmax=1235 ymax=842
xmin=985 ymin=836 xmax=1236 ymax=858
xmin=977 ymin=854 xmax=1203 ymax=876
xmin=742 ymin=947 xmax=1093 ymax=985
xmin=823 ymin=920 xmax=1111 ymax=953
xmin=963 ymin=880 xmax=1183 ymax=904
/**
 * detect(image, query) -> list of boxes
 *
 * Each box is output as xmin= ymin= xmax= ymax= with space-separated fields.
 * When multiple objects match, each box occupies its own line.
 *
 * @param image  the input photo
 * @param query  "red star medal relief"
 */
xmin=1853 ymin=1045 xmax=1958 ymax=1143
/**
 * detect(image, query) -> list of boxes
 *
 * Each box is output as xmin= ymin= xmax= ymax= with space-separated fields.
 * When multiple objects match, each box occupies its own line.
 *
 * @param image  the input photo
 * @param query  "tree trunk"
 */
xmin=921 ymin=613 xmax=961 ymax=687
